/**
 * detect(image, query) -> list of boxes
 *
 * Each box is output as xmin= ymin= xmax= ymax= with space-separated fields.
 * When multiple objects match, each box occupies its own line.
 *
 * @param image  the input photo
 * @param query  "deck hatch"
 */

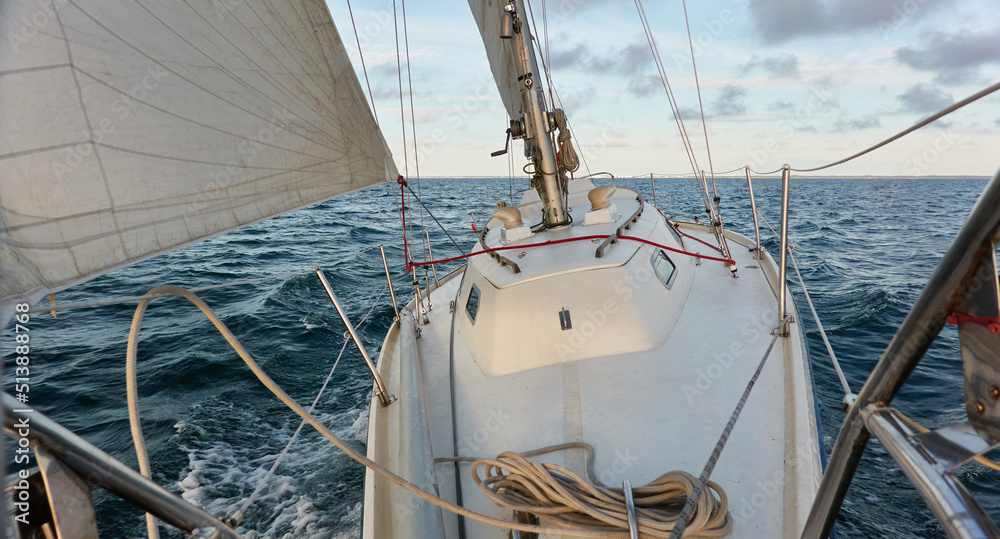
xmin=652 ymin=250 xmax=678 ymax=289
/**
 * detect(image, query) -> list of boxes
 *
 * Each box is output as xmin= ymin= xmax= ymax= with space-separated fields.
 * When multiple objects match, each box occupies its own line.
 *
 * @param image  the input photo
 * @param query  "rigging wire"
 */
xmin=391 ymin=0 xmax=416 ymax=275
xmin=669 ymin=335 xmax=779 ymax=539
xmin=404 ymin=182 xmax=467 ymax=256
xmin=233 ymin=283 xmax=390 ymax=524
xmin=745 ymin=80 xmax=1000 ymax=175
xmin=758 ymin=213 xmax=854 ymax=400
xmin=344 ymin=0 xmax=379 ymax=125
xmin=399 ymin=0 xmax=432 ymax=289
xmin=680 ymin=0 xmax=716 ymax=186
xmin=633 ymin=0 xmax=701 ymax=178
xmin=523 ymin=0 xmax=591 ymax=177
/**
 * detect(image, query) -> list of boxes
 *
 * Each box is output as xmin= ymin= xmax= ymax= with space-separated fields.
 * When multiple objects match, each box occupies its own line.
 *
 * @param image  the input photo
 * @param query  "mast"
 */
xmin=502 ymin=0 xmax=569 ymax=227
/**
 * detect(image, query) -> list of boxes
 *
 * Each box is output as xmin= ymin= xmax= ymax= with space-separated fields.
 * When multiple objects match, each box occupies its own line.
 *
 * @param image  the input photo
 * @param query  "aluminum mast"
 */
xmin=502 ymin=0 xmax=569 ymax=227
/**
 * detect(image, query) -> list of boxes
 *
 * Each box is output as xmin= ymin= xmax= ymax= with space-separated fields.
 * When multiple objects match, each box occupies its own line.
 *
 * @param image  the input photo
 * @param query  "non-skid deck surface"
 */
xmin=407 ymin=226 xmax=820 ymax=538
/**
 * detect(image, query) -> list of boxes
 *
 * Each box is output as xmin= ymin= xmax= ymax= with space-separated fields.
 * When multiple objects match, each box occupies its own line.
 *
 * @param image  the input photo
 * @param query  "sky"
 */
xmin=325 ymin=0 xmax=1000 ymax=178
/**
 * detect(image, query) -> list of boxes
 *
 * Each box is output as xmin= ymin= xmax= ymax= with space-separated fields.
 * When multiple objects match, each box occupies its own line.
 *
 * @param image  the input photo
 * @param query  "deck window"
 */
xmin=652 ymin=250 xmax=677 ymax=289
xmin=466 ymin=284 xmax=481 ymax=324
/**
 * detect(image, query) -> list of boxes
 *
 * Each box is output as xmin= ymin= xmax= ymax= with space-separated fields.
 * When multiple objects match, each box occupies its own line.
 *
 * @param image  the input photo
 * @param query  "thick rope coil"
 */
xmin=126 ymin=287 xmax=681 ymax=537
xmin=461 ymin=444 xmax=731 ymax=538
xmin=554 ymin=109 xmax=580 ymax=173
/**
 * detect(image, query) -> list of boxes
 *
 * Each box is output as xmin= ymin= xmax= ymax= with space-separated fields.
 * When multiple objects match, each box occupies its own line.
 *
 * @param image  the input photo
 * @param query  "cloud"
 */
xmin=548 ymin=41 xmax=652 ymax=76
xmin=741 ymin=54 xmax=800 ymax=79
xmin=896 ymin=83 xmax=954 ymax=114
xmin=671 ymin=106 xmax=705 ymax=123
xmin=895 ymin=29 xmax=1000 ymax=85
xmin=767 ymin=99 xmax=796 ymax=112
xmin=627 ymin=75 xmax=660 ymax=98
xmin=713 ymin=85 xmax=747 ymax=117
xmin=746 ymin=0 xmax=944 ymax=43
xmin=831 ymin=114 xmax=882 ymax=132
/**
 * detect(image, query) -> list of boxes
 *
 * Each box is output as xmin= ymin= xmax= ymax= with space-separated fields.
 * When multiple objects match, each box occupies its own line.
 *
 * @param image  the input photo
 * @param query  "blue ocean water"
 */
xmin=3 ymin=176 xmax=996 ymax=537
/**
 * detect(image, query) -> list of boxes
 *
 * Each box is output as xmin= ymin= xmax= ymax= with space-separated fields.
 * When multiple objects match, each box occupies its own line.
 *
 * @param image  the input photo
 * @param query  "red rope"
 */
xmin=407 ymin=233 xmax=734 ymax=271
xmin=397 ymin=176 xmax=410 ymax=270
xmin=948 ymin=312 xmax=1000 ymax=334
xmin=664 ymin=214 xmax=722 ymax=253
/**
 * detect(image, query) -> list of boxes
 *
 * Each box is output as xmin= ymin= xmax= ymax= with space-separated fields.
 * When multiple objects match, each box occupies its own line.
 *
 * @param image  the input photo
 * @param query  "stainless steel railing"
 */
xmin=802 ymin=168 xmax=1000 ymax=538
xmin=2 ymin=393 xmax=240 ymax=538
xmin=314 ymin=267 xmax=396 ymax=407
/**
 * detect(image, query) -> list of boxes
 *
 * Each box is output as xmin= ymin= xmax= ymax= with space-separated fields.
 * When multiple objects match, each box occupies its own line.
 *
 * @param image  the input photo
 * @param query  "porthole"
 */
xmin=466 ymin=284 xmax=481 ymax=324
xmin=651 ymin=250 xmax=677 ymax=289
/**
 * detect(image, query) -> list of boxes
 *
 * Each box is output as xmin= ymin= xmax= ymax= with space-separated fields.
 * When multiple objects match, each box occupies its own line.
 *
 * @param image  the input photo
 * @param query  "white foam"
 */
xmin=175 ymin=404 xmax=369 ymax=537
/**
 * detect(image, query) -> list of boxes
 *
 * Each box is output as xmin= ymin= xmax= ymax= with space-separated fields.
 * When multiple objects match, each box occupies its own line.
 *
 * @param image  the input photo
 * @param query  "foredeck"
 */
xmin=364 ymin=222 xmax=823 ymax=539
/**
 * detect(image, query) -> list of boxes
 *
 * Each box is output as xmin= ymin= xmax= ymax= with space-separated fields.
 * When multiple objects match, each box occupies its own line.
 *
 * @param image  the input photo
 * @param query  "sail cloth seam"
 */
xmin=142 ymin=0 xmax=342 ymax=141
xmin=63 ymin=0 xmax=338 ymax=153
xmin=92 ymin=142 xmax=331 ymax=172
xmin=121 ymin=286 xmax=689 ymax=537
xmin=0 ymin=63 xmax=72 ymax=77
xmin=257 ymin=0 xmax=347 ymax=116
xmin=73 ymin=69 xmax=330 ymax=161
xmin=0 ymin=142 xmax=82 ymax=162
xmin=52 ymin=0 xmax=132 ymax=262
xmin=4 ymin=168 xmax=337 ymax=239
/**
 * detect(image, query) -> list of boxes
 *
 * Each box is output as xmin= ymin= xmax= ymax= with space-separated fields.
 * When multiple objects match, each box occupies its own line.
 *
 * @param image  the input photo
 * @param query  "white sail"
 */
xmin=467 ymin=0 xmax=522 ymax=120
xmin=0 ymin=0 xmax=397 ymax=307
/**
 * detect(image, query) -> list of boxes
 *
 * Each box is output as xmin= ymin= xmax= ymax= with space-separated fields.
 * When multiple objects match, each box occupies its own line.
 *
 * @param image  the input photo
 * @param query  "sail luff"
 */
xmin=467 ymin=0 xmax=522 ymax=120
xmin=0 ymin=0 xmax=398 ymax=305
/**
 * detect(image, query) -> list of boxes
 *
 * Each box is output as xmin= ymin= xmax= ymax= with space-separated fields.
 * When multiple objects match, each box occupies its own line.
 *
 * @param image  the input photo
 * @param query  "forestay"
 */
xmin=467 ymin=0 xmax=522 ymax=120
xmin=0 ymin=0 xmax=396 ymax=309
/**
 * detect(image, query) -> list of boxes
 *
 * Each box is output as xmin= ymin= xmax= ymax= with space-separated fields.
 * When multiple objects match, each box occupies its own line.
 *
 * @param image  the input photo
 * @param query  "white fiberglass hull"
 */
xmin=363 ymin=186 xmax=822 ymax=538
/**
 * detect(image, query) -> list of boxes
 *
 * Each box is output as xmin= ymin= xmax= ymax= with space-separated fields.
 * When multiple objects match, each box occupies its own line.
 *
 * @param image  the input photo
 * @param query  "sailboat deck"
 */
xmin=364 ymin=224 xmax=822 ymax=539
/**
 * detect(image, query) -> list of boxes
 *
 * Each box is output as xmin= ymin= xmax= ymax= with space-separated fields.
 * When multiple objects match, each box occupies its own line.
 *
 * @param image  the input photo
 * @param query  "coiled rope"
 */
xmin=437 ymin=442 xmax=731 ymax=537
xmin=554 ymin=108 xmax=580 ymax=173
xmin=124 ymin=286 xmax=723 ymax=537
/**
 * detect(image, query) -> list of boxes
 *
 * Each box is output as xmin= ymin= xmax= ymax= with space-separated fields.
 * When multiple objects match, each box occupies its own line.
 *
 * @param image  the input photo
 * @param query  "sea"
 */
xmin=4 ymin=175 xmax=997 ymax=538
